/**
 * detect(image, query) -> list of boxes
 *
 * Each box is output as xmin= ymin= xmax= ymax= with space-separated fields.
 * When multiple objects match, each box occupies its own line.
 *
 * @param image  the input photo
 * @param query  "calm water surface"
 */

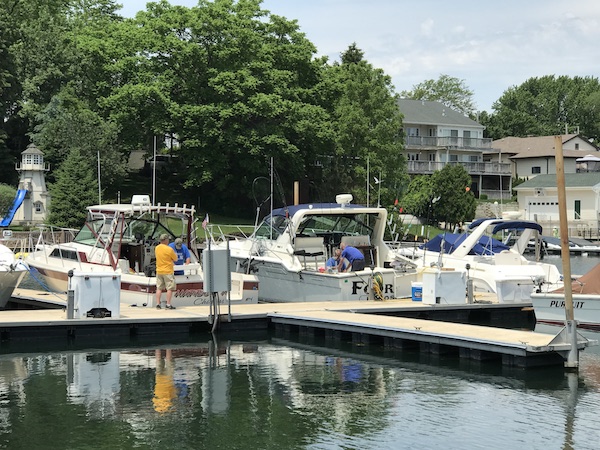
xmin=0 ymin=328 xmax=598 ymax=450
xmin=2 ymin=255 xmax=599 ymax=449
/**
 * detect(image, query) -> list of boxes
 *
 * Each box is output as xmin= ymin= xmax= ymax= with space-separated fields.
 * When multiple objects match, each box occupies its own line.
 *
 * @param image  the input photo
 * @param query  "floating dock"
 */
xmin=6 ymin=289 xmax=596 ymax=368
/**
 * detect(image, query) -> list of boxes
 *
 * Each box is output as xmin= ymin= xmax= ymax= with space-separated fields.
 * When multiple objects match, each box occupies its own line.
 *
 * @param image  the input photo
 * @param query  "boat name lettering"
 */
xmin=175 ymin=289 xmax=209 ymax=298
xmin=549 ymin=300 xmax=585 ymax=309
xmin=351 ymin=281 xmax=394 ymax=296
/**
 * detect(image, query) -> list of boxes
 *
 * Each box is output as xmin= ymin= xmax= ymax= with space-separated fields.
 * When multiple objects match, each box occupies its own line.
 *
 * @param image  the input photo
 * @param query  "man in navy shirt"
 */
xmin=339 ymin=242 xmax=365 ymax=272
xmin=169 ymin=238 xmax=191 ymax=275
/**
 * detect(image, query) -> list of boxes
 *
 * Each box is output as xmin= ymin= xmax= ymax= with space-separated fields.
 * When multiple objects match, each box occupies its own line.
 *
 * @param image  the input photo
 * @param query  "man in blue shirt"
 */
xmin=169 ymin=238 xmax=191 ymax=275
xmin=340 ymin=242 xmax=365 ymax=272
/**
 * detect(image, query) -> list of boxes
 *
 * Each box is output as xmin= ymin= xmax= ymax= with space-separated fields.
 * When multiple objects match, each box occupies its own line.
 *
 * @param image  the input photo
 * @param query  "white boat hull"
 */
xmin=0 ymin=269 xmax=27 ymax=308
xmin=232 ymin=258 xmax=417 ymax=302
xmin=531 ymin=293 xmax=600 ymax=330
xmin=27 ymin=254 xmax=258 ymax=308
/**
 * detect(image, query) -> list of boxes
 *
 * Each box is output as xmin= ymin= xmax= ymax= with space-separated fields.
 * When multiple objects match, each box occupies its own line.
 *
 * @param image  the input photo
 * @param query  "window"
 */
xmin=449 ymin=155 xmax=458 ymax=162
xmin=532 ymin=167 xmax=541 ymax=174
xmin=407 ymin=127 xmax=419 ymax=137
xmin=469 ymin=155 xmax=478 ymax=162
xmin=428 ymin=153 xmax=435 ymax=161
xmin=34 ymin=202 xmax=42 ymax=213
xmin=574 ymin=200 xmax=581 ymax=219
xmin=408 ymin=153 xmax=420 ymax=161
xmin=575 ymin=143 xmax=579 ymax=150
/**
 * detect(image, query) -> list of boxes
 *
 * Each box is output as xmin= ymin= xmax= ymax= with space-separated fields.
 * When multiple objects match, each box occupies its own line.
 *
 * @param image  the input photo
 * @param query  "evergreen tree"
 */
xmin=47 ymin=148 xmax=98 ymax=228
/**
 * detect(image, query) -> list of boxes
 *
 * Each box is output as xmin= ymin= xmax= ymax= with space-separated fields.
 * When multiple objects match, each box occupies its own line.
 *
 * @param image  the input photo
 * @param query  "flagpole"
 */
xmin=97 ymin=150 xmax=101 ymax=204
xmin=152 ymin=135 xmax=157 ymax=205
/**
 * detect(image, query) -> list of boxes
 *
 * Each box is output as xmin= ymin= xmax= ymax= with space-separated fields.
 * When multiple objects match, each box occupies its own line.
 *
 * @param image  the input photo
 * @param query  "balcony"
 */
xmin=404 ymin=136 xmax=493 ymax=150
xmin=407 ymin=161 xmax=512 ymax=176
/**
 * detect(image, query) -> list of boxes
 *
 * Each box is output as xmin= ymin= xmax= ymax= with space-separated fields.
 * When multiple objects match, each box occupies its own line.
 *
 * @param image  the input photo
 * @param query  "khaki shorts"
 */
xmin=156 ymin=274 xmax=176 ymax=291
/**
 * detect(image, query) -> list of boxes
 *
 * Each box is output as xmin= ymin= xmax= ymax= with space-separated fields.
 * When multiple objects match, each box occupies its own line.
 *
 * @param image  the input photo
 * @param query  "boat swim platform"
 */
xmin=6 ymin=289 xmax=596 ymax=368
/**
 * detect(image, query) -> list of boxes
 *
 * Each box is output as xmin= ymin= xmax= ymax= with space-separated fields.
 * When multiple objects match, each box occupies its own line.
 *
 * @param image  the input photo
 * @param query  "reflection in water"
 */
xmin=0 ymin=335 xmax=598 ymax=449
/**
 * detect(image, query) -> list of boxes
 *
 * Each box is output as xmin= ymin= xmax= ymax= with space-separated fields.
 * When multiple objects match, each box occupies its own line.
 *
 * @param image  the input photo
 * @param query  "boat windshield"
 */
xmin=74 ymin=218 xmax=175 ymax=246
xmin=297 ymin=213 xmax=376 ymax=239
xmin=253 ymin=215 xmax=287 ymax=239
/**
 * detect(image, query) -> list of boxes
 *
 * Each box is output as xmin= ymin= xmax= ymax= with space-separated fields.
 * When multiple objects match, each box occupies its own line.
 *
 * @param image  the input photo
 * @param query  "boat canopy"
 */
xmin=468 ymin=218 xmax=543 ymax=234
xmin=270 ymin=203 xmax=363 ymax=219
xmin=422 ymin=233 xmax=510 ymax=255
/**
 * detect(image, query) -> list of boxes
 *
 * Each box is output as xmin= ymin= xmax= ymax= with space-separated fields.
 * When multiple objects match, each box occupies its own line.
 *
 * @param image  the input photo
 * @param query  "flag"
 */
xmin=202 ymin=213 xmax=209 ymax=229
xmin=394 ymin=198 xmax=398 ymax=206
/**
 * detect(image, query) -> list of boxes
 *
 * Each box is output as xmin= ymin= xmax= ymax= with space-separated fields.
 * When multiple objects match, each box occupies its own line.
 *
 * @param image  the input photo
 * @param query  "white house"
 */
xmin=513 ymin=173 xmax=600 ymax=238
xmin=399 ymin=99 xmax=510 ymax=199
xmin=492 ymin=134 xmax=599 ymax=180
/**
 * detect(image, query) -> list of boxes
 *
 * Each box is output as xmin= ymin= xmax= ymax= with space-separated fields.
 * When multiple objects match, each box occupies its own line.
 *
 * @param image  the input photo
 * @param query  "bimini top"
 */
xmin=422 ymin=233 xmax=510 ymax=255
xmin=468 ymin=218 xmax=543 ymax=235
xmin=270 ymin=203 xmax=365 ymax=219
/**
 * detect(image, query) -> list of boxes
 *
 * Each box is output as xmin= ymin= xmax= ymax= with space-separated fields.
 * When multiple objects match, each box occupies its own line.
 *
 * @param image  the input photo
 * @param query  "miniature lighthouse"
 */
xmin=12 ymin=143 xmax=51 ymax=226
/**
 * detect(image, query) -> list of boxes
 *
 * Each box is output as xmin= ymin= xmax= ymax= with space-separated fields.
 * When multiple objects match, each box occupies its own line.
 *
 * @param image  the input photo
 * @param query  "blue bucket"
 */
xmin=411 ymin=282 xmax=423 ymax=301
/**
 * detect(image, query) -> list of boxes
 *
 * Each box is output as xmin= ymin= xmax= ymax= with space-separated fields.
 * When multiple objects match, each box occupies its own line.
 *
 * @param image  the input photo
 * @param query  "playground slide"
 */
xmin=0 ymin=189 xmax=27 ymax=227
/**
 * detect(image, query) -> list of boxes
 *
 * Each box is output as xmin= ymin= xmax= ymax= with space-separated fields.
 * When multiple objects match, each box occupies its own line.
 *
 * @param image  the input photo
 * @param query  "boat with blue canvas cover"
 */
xmin=211 ymin=194 xmax=419 ymax=302
xmin=406 ymin=218 xmax=563 ymax=303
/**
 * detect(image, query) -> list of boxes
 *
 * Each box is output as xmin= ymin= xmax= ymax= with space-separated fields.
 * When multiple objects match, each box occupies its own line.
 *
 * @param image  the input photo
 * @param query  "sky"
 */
xmin=118 ymin=0 xmax=600 ymax=112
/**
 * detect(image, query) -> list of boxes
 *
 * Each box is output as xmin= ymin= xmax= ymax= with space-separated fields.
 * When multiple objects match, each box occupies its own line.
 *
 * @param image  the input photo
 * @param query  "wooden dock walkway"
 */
xmin=5 ymin=289 xmax=597 ymax=368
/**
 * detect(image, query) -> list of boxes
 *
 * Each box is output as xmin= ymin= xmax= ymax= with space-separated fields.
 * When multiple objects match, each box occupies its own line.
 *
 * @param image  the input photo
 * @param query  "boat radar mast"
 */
xmin=336 ymin=194 xmax=353 ymax=207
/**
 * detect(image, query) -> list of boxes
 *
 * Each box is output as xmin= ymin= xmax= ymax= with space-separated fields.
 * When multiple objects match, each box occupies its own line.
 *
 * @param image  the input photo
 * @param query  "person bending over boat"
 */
xmin=326 ymin=248 xmax=348 ymax=273
xmin=339 ymin=242 xmax=365 ymax=272
xmin=155 ymin=234 xmax=177 ymax=309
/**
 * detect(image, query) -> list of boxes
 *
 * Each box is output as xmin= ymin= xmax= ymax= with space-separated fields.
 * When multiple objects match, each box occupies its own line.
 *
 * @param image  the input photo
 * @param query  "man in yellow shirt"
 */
xmin=155 ymin=234 xmax=177 ymax=309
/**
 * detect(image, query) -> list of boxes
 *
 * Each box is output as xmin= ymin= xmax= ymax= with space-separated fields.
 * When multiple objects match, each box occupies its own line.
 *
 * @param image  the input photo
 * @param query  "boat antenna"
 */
xmin=251 ymin=176 xmax=271 ymax=232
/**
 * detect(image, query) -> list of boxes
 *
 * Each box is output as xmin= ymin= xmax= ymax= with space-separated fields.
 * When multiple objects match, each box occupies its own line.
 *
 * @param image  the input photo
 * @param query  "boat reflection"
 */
xmin=0 ymin=335 xmax=597 ymax=448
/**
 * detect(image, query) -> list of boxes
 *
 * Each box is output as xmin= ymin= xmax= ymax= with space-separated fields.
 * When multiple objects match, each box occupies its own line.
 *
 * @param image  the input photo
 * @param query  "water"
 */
xmin=4 ymin=255 xmax=600 ymax=449
xmin=0 ymin=330 xmax=598 ymax=450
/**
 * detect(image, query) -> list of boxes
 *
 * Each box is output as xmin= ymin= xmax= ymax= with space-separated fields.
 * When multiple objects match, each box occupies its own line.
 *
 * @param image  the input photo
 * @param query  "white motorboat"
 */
xmin=25 ymin=195 xmax=259 ymax=308
xmin=212 ymin=194 xmax=419 ymax=303
xmin=532 ymin=263 xmax=600 ymax=330
xmin=407 ymin=219 xmax=563 ymax=303
xmin=0 ymin=243 xmax=28 ymax=308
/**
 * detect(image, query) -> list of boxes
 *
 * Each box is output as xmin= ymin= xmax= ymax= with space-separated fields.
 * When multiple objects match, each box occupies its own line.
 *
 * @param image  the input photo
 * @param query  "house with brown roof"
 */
xmin=491 ymin=134 xmax=599 ymax=180
xmin=399 ymin=99 xmax=511 ymax=199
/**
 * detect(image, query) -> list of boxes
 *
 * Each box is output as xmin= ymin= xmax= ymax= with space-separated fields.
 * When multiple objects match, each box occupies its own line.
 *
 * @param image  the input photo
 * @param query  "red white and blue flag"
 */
xmin=202 ymin=213 xmax=209 ymax=229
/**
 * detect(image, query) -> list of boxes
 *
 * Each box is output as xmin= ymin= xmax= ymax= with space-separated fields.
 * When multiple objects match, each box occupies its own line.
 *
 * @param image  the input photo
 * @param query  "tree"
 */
xmin=99 ymin=0 xmax=333 ymax=214
xmin=401 ymin=165 xmax=475 ymax=229
xmin=430 ymin=164 xmax=476 ymax=228
xmin=0 ymin=183 xmax=17 ymax=219
xmin=400 ymin=74 xmax=475 ymax=116
xmin=487 ymin=75 xmax=600 ymax=140
xmin=322 ymin=43 xmax=407 ymax=206
xmin=47 ymin=148 xmax=97 ymax=228
xmin=30 ymin=89 xmax=127 ymax=190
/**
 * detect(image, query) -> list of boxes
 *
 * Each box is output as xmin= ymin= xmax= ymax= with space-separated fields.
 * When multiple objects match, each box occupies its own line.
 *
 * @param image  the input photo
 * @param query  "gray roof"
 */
xmin=21 ymin=143 xmax=44 ymax=155
xmin=492 ymin=134 xmax=598 ymax=158
xmin=398 ymin=99 xmax=483 ymax=129
xmin=514 ymin=173 xmax=600 ymax=189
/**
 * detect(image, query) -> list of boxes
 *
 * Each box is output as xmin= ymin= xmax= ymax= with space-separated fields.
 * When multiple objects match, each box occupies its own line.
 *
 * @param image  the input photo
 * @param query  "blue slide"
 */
xmin=0 ymin=189 xmax=27 ymax=227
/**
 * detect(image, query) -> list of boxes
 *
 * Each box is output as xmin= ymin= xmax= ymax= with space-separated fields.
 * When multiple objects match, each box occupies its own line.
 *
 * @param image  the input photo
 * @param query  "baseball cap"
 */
xmin=159 ymin=233 xmax=170 ymax=241
xmin=174 ymin=237 xmax=183 ymax=248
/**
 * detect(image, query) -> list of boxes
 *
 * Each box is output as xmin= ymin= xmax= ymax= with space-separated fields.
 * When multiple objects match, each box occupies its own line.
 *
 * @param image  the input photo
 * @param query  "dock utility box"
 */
xmin=422 ymin=268 xmax=467 ymax=304
xmin=69 ymin=271 xmax=121 ymax=319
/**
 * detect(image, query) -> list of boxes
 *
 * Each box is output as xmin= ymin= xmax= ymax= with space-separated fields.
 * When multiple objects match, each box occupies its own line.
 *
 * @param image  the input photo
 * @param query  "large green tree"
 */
xmin=47 ymin=147 xmax=98 ymax=228
xmin=99 ymin=0 xmax=333 ymax=214
xmin=400 ymin=74 xmax=475 ymax=117
xmin=486 ymin=75 xmax=600 ymax=140
xmin=322 ymin=43 xmax=407 ymax=206
xmin=30 ymin=89 xmax=126 ymax=189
